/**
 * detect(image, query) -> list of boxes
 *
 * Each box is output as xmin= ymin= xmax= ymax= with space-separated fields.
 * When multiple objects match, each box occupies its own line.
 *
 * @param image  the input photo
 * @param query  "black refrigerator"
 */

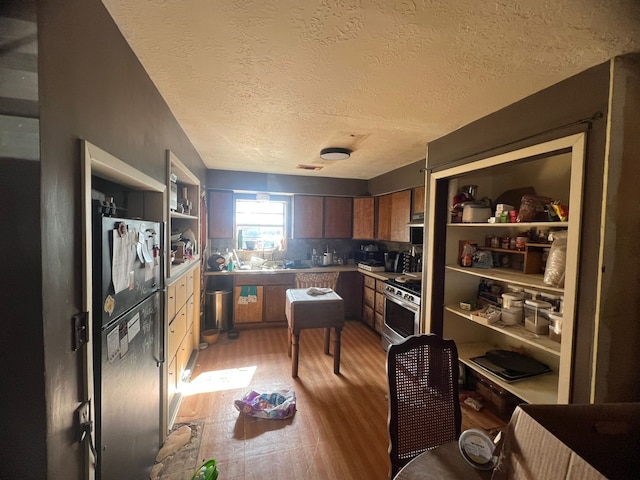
xmin=93 ymin=216 xmax=163 ymax=480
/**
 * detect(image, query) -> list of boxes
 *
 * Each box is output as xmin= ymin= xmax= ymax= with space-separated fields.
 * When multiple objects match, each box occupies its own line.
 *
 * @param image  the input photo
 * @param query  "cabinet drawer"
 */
xmin=167 ymin=283 xmax=177 ymax=320
xmin=168 ymin=305 xmax=187 ymax=356
xmin=363 ymin=287 xmax=375 ymax=308
xmin=175 ymin=275 xmax=188 ymax=309
xmin=375 ymin=292 xmax=385 ymax=314
xmin=186 ymin=269 xmax=195 ymax=299
xmin=375 ymin=280 xmax=386 ymax=293
xmin=363 ymin=275 xmax=375 ymax=289
xmin=177 ymin=326 xmax=194 ymax=381
xmin=187 ymin=295 xmax=194 ymax=329
xmin=167 ymin=356 xmax=177 ymax=407
xmin=374 ymin=312 xmax=383 ymax=333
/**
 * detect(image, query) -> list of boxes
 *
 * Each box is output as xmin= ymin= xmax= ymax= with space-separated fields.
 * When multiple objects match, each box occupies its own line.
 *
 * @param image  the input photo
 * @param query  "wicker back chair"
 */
xmin=387 ymin=334 xmax=461 ymax=478
xmin=294 ymin=271 xmax=339 ymax=290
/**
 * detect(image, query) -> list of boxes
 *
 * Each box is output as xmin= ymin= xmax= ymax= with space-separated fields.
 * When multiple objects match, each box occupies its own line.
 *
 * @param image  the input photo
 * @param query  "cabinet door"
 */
xmin=336 ymin=271 xmax=363 ymax=320
xmin=264 ymin=285 xmax=291 ymax=323
xmin=412 ymin=186 xmax=425 ymax=216
xmin=390 ymin=190 xmax=411 ymax=242
xmin=363 ymin=304 xmax=374 ymax=329
xmin=374 ymin=312 xmax=383 ymax=333
xmin=208 ymin=190 xmax=234 ymax=238
xmin=363 ymin=286 xmax=375 ymax=308
xmin=376 ymin=194 xmax=392 ymax=240
xmin=293 ymin=195 xmax=323 ymax=238
xmin=353 ymin=197 xmax=374 ymax=240
xmin=233 ymin=286 xmax=264 ymax=323
xmin=324 ymin=196 xmax=353 ymax=238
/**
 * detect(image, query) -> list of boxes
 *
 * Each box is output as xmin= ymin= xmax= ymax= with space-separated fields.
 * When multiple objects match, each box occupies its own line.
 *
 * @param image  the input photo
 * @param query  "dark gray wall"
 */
xmin=0 ymin=0 xmax=208 ymax=478
xmin=206 ymin=158 xmax=426 ymax=197
xmin=427 ymin=61 xmax=611 ymax=403
xmin=207 ymin=169 xmax=369 ymax=196
xmin=368 ymin=158 xmax=426 ymax=195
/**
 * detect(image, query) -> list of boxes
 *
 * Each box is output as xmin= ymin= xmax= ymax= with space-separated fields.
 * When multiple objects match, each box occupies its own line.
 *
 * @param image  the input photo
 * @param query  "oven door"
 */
xmin=381 ymin=291 xmax=420 ymax=351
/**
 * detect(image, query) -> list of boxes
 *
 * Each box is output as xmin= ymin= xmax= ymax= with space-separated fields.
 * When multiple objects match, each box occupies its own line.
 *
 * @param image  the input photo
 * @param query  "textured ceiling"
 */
xmin=102 ymin=0 xmax=640 ymax=180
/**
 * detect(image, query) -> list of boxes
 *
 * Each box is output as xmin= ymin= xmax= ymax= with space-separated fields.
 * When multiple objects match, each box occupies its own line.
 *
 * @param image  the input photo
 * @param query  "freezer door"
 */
xmin=96 ymin=292 xmax=161 ymax=480
xmin=94 ymin=216 xmax=161 ymax=328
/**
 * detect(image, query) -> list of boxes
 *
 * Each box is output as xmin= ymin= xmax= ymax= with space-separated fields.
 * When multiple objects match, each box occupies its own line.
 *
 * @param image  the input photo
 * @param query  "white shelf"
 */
xmin=457 ymin=342 xmax=559 ymax=405
xmin=447 ymin=221 xmax=569 ymax=228
xmin=170 ymin=211 xmax=199 ymax=220
xmin=445 ymin=304 xmax=561 ymax=356
xmin=446 ymin=265 xmax=564 ymax=293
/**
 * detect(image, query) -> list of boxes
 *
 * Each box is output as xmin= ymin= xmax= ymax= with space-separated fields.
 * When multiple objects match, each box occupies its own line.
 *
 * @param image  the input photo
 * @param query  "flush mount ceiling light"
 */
xmin=320 ymin=147 xmax=352 ymax=160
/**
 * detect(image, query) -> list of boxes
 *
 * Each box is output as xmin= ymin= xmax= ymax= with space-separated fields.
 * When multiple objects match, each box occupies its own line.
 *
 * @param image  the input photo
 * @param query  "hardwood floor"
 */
xmin=165 ymin=321 xmax=505 ymax=480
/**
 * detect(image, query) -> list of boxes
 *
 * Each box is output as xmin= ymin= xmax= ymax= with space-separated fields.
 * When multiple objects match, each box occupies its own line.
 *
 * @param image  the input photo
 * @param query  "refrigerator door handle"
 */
xmin=156 ymin=290 xmax=166 ymax=367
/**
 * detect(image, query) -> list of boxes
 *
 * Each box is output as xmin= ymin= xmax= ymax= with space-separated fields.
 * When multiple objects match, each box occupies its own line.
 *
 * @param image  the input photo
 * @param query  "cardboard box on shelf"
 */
xmin=492 ymin=403 xmax=640 ymax=480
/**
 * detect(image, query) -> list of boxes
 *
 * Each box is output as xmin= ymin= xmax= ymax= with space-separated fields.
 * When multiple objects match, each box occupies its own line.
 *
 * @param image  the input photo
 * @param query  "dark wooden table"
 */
xmin=394 ymin=441 xmax=494 ymax=480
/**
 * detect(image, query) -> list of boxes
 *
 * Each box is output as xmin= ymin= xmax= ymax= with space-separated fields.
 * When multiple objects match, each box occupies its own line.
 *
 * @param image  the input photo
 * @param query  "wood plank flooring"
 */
xmin=165 ymin=321 xmax=505 ymax=480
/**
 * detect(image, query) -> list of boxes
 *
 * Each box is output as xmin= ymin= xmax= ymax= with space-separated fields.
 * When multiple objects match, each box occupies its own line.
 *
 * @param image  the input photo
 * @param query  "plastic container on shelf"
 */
xmin=540 ymin=292 xmax=562 ymax=311
xmin=548 ymin=312 xmax=563 ymax=343
xmin=502 ymin=292 xmax=524 ymax=309
xmin=501 ymin=306 xmax=523 ymax=325
xmin=524 ymin=299 xmax=552 ymax=335
xmin=523 ymin=289 xmax=541 ymax=300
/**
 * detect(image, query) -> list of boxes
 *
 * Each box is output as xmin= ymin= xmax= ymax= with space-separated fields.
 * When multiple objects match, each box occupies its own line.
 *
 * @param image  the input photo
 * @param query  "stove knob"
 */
xmin=395 ymin=290 xmax=402 ymax=297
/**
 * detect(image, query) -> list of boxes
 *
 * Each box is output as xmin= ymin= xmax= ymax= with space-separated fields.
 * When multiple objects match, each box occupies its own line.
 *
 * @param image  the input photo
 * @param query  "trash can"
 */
xmin=205 ymin=290 xmax=232 ymax=332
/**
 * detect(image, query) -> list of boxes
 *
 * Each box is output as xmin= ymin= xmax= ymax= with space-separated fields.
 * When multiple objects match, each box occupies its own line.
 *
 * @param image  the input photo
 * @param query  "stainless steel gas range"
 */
xmin=381 ymin=278 xmax=421 ymax=351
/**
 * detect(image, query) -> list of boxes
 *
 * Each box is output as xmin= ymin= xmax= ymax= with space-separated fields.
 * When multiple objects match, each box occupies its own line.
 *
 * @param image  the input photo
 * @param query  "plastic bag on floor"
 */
xmin=234 ymin=389 xmax=296 ymax=419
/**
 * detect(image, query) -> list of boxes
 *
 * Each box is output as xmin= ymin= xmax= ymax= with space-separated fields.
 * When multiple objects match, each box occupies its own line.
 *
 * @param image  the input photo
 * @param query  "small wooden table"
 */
xmin=285 ymin=288 xmax=345 ymax=378
xmin=393 ymin=442 xmax=494 ymax=480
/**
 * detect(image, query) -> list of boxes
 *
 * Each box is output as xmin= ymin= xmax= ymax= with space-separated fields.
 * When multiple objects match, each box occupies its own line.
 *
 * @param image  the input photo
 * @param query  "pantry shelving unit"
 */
xmin=166 ymin=151 xmax=201 ymax=279
xmin=424 ymin=133 xmax=586 ymax=405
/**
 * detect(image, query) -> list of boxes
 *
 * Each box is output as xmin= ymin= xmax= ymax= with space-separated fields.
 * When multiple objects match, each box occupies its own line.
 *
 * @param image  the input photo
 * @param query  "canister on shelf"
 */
xmin=548 ymin=312 xmax=563 ymax=343
xmin=502 ymin=292 xmax=524 ymax=309
xmin=524 ymin=299 xmax=552 ymax=335
xmin=501 ymin=306 xmax=524 ymax=325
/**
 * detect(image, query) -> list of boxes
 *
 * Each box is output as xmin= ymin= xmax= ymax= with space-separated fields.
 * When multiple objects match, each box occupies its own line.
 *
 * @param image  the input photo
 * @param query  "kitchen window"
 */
xmin=235 ymin=194 xmax=290 ymax=251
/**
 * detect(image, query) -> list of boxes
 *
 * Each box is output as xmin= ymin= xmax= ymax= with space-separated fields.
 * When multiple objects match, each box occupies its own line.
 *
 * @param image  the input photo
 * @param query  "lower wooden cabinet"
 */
xmin=165 ymin=264 xmax=200 ymax=430
xmin=374 ymin=280 xmax=386 ymax=333
xmin=264 ymin=285 xmax=290 ymax=323
xmin=362 ymin=274 xmax=376 ymax=329
xmin=233 ymin=274 xmax=294 ymax=326
xmin=233 ymin=285 xmax=264 ymax=323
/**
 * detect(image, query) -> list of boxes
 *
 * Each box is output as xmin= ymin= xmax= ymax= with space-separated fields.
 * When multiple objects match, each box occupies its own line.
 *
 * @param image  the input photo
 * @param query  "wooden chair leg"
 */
xmin=333 ymin=326 xmax=342 ymax=374
xmin=324 ymin=328 xmax=331 ymax=355
xmin=291 ymin=332 xmax=300 ymax=378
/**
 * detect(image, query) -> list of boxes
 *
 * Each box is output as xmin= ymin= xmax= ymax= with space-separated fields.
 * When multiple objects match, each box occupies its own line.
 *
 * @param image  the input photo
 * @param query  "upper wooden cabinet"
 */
xmin=377 ymin=190 xmax=411 ymax=242
xmin=208 ymin=190 xmax=233 ymax=239
xmin=412 ymin=186 xmax=425 ymax=216
xmin=324 ymin=196 xmax=353 ymax=238
xmin=293 ymin=195 xmax=323 ymax=238
xmin=293 ymin=195 xmax=352 ymax=239
xmin=390 ymin=190 xmax=411 ymax=242
xmin=376 ymin=194 xmax=392 ymax=240
xmin=353 ymin=197 xmax=375 ymax=240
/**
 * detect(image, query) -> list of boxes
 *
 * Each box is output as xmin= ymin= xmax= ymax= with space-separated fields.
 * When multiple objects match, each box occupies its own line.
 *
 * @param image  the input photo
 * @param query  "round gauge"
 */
xmin=458 ymin=429 xmax=497 ymax=470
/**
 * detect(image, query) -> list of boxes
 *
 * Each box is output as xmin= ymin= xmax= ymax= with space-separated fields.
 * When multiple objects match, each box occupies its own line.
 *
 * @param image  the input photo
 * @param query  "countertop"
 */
xmin=204 ymin=264 xmax=409 ymax=281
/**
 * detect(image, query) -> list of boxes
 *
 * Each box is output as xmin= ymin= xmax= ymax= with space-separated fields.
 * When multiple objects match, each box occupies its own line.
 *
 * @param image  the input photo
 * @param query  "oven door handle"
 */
xmin=384 ymin=291 xmax=419 ymax=313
